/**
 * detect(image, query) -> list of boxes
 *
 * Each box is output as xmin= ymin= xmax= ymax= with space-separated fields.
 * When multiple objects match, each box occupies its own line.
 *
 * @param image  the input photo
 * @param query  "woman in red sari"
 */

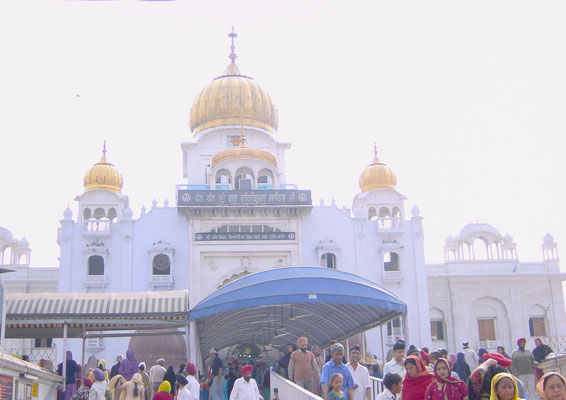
xmin=403 ymin=355 xmax=435 ymax=400
xmin=425 ymin=358 xmax=468 ymax=400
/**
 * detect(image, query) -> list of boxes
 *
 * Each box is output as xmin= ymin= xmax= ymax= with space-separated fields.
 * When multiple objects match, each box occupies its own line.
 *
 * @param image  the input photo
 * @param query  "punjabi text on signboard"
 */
xmin=178 ymin=190 xmax=312 ymax=207
xmin=195 ymin=232 xmax=296 ymax=241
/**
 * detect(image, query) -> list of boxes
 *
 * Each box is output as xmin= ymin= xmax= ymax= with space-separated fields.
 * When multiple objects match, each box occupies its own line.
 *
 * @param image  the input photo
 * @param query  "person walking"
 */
xmin=320 ymin=343 xmax=355 ymax=400
xmin=384 ymin=342 xmax=406 ymax=377
xmin=176 ymin=374 xmax=191 ymax=400
xmin=211 ymin=366 xmax=226 ymax=400
xmin=510 ymin=338 xmax=536 ymax=398
xmin=120 ymin=351 xmax=140 ymax=381
xmin=288 ymin=337 xmax=320 ymax=392
xmin=152 ymin=382 xmax=173 ymax=400
xmin=58 ymin=350 xmax=82 ymax=400
xmin=70 ymin=378 xmax=93 ymax=400
xmin=163 ymin=366 xmax=176 ymax=398
xmin=462 ymin=342 xmax=478 ymax=372
xmin=532 ymin=338 xmax=553 ymax=382
xmin=149 ymin=359 xmax=167 ymax=395
xmin=229 ymin=365 xmax=262 ymax=400
xmin=89 ymin=369 xmax=108 ymax=400
xmin=346 ymin=345 xmax=371 ymax=400
xmin=402 ymin=355 xmax=434 ymax=400
xmin=139 ymin=363 xmax=152 ymax=400
xmin=424 ymin=358 xmax=467 ymax=400
xmin=111 ymin=356 xmax=123 ymax=379
xmin=117 ymin=373 xmax=146 ymax=400
xmin=185 ymin=362 xmax=200 ymax=400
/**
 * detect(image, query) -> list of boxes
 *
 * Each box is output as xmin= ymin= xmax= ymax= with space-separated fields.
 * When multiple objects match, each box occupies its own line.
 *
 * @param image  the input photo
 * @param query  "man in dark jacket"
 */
xmin=110 ymin=355 xmax=122 ymax=378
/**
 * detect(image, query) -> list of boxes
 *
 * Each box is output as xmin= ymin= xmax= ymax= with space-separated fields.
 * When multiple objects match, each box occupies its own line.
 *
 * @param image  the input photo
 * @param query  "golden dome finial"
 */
xmin=229 ymin=27 xmax=238 ymax=64
xmin=83 ymin=142 xmax=123 ymax=193
xmin=224 ymin=27 xmax=241 ymax=76
xmin=359 ymin=146 xmax=397 ymax=192
xmin=373 ymin=142 xmax=380 ymax=164
xmin=189 ymin=29 xmax=279 ymax=135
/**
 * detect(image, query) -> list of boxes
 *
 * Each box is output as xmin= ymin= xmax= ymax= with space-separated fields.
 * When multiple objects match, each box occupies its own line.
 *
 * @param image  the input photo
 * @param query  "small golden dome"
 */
xmin=189 ymin=29 xmax=279 ymax=135
xmin=83 ymin=144 xmax=123 ymax=193
xmin=210 ymin=134 xmax=278 ymax=168
xmin=359 ymin=147 xmax=397 ymax=192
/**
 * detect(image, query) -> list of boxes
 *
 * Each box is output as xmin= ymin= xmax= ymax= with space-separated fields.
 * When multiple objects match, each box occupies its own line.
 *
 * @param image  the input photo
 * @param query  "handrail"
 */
xmin=270 ymin=369 xmax=323 ymax=400
xmin=370 ymin=376 xmax=384 ymax=400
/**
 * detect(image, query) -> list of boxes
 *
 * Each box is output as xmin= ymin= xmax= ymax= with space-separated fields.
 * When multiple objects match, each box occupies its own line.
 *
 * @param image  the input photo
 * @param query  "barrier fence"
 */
xmin=270 ymin=370 xmax=323 ymax=400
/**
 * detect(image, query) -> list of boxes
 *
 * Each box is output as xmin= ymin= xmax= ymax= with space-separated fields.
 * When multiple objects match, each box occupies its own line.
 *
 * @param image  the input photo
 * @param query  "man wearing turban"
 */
xmin=288 ymin=337 xmax=320 ymax=393
xmin=511 ymin=337 xmax=536 ymax=398
xmin=229 ymin=365 xmax=262 ymax=400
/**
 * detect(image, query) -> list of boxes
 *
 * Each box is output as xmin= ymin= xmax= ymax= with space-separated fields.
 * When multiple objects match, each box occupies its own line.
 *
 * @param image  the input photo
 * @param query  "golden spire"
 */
xmin=358 ymin=145 xmax=397 ymax=192
xmin=83 ymin=142 xmax=123 ymax=193
xmin=372 ymin=143 xmax=380 ymax=164
xmin=224 ymin=27 xmax=241 ymax=76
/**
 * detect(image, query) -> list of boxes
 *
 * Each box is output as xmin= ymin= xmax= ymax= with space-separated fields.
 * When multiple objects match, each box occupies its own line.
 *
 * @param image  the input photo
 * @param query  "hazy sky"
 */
xmin=1 ymin=1 xmax=565 ymax=267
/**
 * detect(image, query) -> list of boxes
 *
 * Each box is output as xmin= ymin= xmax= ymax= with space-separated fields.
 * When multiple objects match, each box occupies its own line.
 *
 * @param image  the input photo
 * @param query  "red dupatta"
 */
xmin=402 ymin=355 xmax=435 ymax=400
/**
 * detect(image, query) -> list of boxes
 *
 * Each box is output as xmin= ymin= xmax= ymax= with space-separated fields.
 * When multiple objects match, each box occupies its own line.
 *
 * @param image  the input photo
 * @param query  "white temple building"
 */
xmin=1 ymin=31 xmax=565 ymax=365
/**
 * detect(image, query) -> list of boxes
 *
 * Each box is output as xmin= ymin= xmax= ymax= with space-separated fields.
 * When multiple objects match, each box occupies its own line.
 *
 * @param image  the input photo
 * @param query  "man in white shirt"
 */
xmin=176 ymin=374 xmax=191 ymax=400
xmin=230 ymin=365 xmax=263 ymax=400
xmin=149 ymin=358 xmax=167 ymax=394
xmin=383 ymin=342 xmax=405 ymax=377
xmin=462 ymin=341 xmax=478 ymax=371
xmin=347 ymin=345 xmax=371 ymax=400
xmin=185 ymin=362 xmax=201 ymax=400
xmin=376 ymin=373 xmax=402 ymax=400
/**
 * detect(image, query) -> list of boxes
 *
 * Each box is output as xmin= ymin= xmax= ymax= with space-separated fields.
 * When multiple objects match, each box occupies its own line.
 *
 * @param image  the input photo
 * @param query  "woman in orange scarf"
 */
xmin=402 ymin=355 xmax=435 ymax=400
xmin=536 ymin=372 xmax=566 ymax=400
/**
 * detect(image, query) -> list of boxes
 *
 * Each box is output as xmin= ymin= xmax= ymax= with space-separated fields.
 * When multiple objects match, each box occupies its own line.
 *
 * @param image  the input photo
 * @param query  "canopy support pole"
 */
xmin=81 ymin=328 xmax=86 ymax=382
xmin=62 ymin=323 xmax=68 ymax=395
xmin=380 ymin=324 xmax=385 ymax=366
xmin=189 ymin=320 xmax=197 ymax=365
xmin=185 ymin=323 xmax=190 ymax=362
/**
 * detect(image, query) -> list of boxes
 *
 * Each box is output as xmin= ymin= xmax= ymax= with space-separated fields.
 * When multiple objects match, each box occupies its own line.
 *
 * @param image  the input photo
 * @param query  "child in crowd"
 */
xmin=328 ymin=373 xmax=348 ymax=400
xmin=377 ymin=373 xmax=403 ymax=400
xmin=490 ymin=373 xmax=523 ymax=400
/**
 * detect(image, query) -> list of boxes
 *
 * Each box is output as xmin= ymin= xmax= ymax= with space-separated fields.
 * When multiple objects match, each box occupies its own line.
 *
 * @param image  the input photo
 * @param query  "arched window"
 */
xmin=321 ymin=253 xmax=336 ymax=269
xmin=88 ymin=255 xmax=104 ymax=275
xmin=235 ymin=167 xmax=254 ymax=190
xmin=529 ymin=305 xmax=548 ymax=337
xmin=384 ymin=252 xmax=400 ymax=271
xmin=215 ymin=169 xmax=232 ymax=186
xmin=430 ymin=308 xmax=446 ymax=341
xmin=93 ymin=207 xmax=106 ymax=219
xmin=107 ymin=208 xmax=117 ymax=221
xmin=1 ymin=246 xmax=12 ymax=265
xmin=152 ymin=254 xmax=171 ymax=275
xmin=83 ymin=208 xmax=92 ymax=220
xmin=473 ymin=238 xmax=489 ymax=260
xmin=379 ymin=207 xmax=390 ymax=218
xmin=257 ymin=169 xmax=274 ymax=189
xmin=368 ymin=207 xmax=377 ymax=221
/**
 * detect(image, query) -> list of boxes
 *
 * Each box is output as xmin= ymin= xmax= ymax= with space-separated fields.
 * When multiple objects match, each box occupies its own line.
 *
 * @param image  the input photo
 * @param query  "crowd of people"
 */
xmin=34 ymin=335 xmax=564 ymax=400
xmin=374 ymin=337 xmax=561 ymax=400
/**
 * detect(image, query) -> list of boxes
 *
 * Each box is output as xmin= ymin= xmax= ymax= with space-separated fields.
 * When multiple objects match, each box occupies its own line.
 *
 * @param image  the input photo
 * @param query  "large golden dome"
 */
xmin=83 ymin=145 xmax=123 ymax=193
xmin=359 ymin=148 xmax=397 ymax=192
xmin=210 ymin=134 xmax=277 ymax=167
xmin=189 ymin=30 xmax=279 ymax=135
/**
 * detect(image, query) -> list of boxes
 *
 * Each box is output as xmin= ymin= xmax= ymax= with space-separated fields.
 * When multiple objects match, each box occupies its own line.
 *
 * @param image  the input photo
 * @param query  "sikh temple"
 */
xmin=1 ymin=31 xmax=565 ymax=367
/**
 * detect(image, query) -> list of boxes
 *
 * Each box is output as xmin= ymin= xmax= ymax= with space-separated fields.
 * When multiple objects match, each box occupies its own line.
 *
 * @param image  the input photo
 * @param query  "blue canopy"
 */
xmin=190 ymin=266 xmax=406 ymax=351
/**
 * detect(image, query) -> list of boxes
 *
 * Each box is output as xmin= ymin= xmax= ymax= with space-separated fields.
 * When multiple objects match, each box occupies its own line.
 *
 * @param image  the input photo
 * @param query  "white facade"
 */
xmin=3 ymin=41 xmax=566 ymax=366
xmin=427 ymin=224 xmax=566 ymax=354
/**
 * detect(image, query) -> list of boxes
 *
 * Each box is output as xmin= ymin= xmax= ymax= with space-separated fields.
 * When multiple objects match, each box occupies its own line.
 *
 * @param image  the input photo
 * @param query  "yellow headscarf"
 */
xmin=490 ymin=373 xmax=520 ymax=400
xmin=158 ymin=381 xmax=171 ymax=393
